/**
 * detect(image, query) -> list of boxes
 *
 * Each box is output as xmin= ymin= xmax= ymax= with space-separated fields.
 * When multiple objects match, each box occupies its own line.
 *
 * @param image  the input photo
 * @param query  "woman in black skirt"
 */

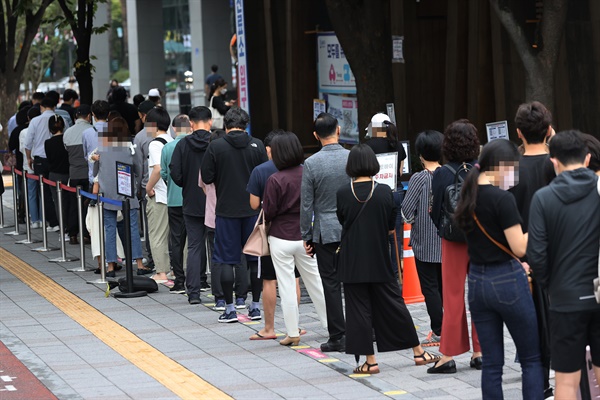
xmin=336 ymin=144 xmax=441 ymax=374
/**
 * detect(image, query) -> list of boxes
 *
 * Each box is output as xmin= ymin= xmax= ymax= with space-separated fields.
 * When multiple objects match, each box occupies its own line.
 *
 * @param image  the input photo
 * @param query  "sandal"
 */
xmin=353 ymin=361 xmax=379 ymax=374
xmin=414 ymin=351 xmax=441 ymax=366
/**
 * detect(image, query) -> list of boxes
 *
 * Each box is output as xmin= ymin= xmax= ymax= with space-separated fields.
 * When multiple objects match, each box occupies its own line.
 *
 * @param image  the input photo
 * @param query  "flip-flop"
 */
xmin=150 ymin=275 xmax=168 ymax=283
xmin=249 ymin=332 xmax=277 ymax=340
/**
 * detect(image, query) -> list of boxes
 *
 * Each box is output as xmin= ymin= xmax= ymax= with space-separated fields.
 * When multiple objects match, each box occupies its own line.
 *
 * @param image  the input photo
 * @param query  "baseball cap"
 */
xmin=138 ymin=100 xmax=155 ymax=114
xmin=148 ymin=88 xmax=160 ymax=98
xmin=365 ymin=113 xmax=391 ymax=138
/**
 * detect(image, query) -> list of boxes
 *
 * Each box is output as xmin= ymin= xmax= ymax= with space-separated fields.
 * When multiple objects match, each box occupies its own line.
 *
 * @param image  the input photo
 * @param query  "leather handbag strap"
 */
xmin=473 ymin=213 xmax=519 ymax=261
xmin=339 ymin=183 xmax=378 ymax=245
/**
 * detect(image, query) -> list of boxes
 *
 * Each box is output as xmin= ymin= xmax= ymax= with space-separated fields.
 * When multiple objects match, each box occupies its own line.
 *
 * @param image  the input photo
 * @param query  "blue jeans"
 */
xmin=389 ymin=190 xmax=404 ymax=276
xmin=104 ymin=209 xmax=143 ymax=263
xmin=27 ymin=175 xmax=41 ymax=223
xmin=468 ymin=259 xmax=544 ymax=400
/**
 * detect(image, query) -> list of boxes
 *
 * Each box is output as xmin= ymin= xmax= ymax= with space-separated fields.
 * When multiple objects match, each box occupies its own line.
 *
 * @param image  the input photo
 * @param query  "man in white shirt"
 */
xmin=144 ymin=107 xmax=173 ymax=282
xmin=24 ymin=96 xmax=59 ymax=230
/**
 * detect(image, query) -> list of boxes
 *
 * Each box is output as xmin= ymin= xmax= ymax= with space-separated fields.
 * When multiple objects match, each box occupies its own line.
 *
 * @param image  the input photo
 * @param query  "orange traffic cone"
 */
xmin=402 ymin=223 xmax=424 ymax=304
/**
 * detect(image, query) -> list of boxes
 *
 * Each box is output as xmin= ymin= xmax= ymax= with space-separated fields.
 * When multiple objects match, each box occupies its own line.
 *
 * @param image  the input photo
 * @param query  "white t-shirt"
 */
xmin=147 ymin=133 xmax=173 ymax=204
xmin=19 ymin=128 xmax=34 ymax=174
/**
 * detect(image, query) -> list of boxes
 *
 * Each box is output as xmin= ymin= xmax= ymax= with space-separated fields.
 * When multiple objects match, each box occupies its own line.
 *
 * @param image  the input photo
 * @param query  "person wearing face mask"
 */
xmin=454 ymin=139 xmax=543 ymax=400
xmin=209 ymin=78 xmax=236 ymax=117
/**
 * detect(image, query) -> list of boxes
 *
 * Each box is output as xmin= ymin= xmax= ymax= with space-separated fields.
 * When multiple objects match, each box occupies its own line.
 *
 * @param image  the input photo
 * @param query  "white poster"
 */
xmin=392 ymin=36 xmax=404 ymax=63
xmin=327 ymin=94 xmax=359 ymax=144
xmin=317 ymin=33 xmax=356 ymax=94
xmin=375 ymin=152 xmax=398 ymax=191
xmin=486 ymin=120 xmax=509 ymax=142
xmin=235 ymin=0 xmax=250 ymax=133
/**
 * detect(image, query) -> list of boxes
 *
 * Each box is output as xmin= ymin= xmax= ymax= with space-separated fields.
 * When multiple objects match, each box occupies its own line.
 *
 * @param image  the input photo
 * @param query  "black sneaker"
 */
xmin=218 ymin=310 xmax=238 ymax=323
xmin=170 ymin=285 xmax=186 ymax=294
xmin=200 ymin=282 xmax=211 ymax=292
xmin=188 ymin=295 xmax=201 ymax=305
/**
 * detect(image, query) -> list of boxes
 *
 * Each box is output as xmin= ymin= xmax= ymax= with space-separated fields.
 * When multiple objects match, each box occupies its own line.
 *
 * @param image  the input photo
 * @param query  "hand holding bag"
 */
xmin=243 ymin=209 xmax=270 ymax=257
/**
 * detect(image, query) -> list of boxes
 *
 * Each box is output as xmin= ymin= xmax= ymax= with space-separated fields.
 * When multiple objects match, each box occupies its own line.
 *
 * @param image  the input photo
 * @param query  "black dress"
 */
xmin=336 ymin=181 xmax=419 ymax=355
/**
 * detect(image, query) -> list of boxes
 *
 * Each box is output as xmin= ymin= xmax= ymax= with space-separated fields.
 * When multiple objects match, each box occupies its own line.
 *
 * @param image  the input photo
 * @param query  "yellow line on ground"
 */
xmin=0 ymin=248 xmax=231 ymax=400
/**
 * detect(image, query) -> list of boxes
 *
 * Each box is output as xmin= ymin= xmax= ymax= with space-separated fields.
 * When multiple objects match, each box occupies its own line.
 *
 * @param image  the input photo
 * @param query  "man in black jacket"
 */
xmin=170 ymin=107 xmax=211 ymax=304
xmin=528 ymin=130 xmax=600 ymax=400
xmin=201 ymin=108 xmax=268 ymax=323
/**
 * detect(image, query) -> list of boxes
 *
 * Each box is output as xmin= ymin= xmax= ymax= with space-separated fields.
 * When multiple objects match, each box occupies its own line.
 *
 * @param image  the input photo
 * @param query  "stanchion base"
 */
xmin=0 ymin=224 xmax=14 ymax=229
xmin=114 ymin=291 xmax=148 ymax=298
xmin=4 ymin=230 xmax=21 ymax=236
xmin=86 ymin=279 xmax=109 ymax=285
xmin=49 ymin=257 xmax=80 ymax=263
xmin=32 ymin=246 xmax=59 ymax=252
xmin=16 ymin=239 xmax=41 ymax=244
xmin=68 ymin=267 xmax=95 ymax=272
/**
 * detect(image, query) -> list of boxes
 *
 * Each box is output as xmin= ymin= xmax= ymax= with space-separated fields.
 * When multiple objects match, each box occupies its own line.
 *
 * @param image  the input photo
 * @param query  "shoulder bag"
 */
xmin=440 ymin=163 xmax=471 ymax=242
xmin=473 ymin=213 xmax=532 ymax=292
xmin=243 ymin=209 xmax=270 ymax=257
xmin=209 ymin=96 xmax=224 ymax=130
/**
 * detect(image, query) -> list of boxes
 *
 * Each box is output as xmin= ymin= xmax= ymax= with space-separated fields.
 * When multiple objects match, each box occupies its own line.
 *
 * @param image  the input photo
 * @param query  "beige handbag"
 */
xmin=243 ymin=209 xmax=270 ymax=257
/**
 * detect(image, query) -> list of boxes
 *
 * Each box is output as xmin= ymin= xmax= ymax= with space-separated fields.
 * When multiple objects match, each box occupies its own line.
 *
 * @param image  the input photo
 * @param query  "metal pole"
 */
xmin=49 ymin=182 xmax=78 ymax=262
xmin=140 ymin=199 xmax=147 ymax=242
xmin=69 ymin=187 xmax=90 ymax=272
xmin=88 ymin=193 xmax=108 ymax=284
xmin=0 ymin=193 xmax=5 ymax=228
xmin=16 ymin=172 xmax=40 ymax=244
xmin=5 ymin=167 xmax=20 ymax=235
xmin=114 ymin=198 xmax=147 ymax=298
xmin=33 ymin=175 xmax=58 ymax=252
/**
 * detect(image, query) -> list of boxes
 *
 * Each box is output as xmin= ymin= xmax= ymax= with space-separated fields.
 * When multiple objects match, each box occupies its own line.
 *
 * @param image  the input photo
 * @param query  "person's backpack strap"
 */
xmin=152 ymin=137 xmax=168 ymax=146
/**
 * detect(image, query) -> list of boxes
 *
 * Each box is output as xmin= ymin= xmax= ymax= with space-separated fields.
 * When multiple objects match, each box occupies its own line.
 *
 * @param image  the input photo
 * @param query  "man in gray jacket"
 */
xmin=301 ymin=113 xmax=349 ymax=352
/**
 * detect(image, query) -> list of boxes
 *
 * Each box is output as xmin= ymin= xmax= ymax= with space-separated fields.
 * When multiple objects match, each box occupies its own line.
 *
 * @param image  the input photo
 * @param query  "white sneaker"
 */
xmin=46 ymin=225 xmax=59 ymax=232
xmin=31 ymin=221 xmax=42 ymax=229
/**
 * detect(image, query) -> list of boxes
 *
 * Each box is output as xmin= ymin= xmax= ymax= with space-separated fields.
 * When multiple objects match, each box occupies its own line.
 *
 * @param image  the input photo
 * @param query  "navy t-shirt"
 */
xmin=247 ymin=160 xmax=278 ymax=200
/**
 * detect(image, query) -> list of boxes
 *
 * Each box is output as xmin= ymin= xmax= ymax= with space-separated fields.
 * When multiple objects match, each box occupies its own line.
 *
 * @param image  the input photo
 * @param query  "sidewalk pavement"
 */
xmin=0 ymin=188 xmax=533 ymax=399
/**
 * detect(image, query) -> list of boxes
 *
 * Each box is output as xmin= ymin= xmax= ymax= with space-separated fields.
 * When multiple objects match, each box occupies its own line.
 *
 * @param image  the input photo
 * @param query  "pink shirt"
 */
xmin=199 ymin=170 xmax=217 ymax=229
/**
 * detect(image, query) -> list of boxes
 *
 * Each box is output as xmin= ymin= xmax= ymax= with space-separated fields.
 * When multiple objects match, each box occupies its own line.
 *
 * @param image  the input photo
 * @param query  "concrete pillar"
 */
xmin=90 ymin=1 xmax=110 ymax=103
xmin=189 ymin=0 xmax=233 ymax=107
xmin=127 ymin=0 xmax=165 ymax=99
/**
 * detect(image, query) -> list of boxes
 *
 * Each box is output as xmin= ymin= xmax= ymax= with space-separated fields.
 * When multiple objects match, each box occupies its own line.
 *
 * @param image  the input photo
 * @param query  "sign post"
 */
xmin=235 ymin=0 xmax=250 ymax=134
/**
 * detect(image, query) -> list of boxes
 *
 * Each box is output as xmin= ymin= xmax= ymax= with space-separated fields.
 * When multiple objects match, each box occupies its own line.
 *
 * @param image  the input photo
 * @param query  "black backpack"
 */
xmin=440 ymin=163 xmax=471 ymax=242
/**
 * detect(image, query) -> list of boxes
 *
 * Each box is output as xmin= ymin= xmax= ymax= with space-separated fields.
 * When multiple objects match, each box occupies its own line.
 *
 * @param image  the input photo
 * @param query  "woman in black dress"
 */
xmin=336 ymin=144 xmax=440 ymax=374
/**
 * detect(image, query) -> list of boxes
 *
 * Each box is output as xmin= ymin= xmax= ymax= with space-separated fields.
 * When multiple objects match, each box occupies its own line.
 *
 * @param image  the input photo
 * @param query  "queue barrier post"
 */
xmin=140 ymin=198 xmax=147 ymax=242
xmin=114 ymin=198 xmax=147 ymax=298
xmin=49 ymin=181 xmax=78 ymax=263
xmin=32 ymin=175 xmax=59 ymax=252
xmin=87 ymin=193 xmax=108 ymax=285
xmin=69 ymin=187 xmax=92 ymax=272
xmin=16 ymin=172 xmax=40 ymax=245
xmin=4 ymin=167 xmax=21 ymax=236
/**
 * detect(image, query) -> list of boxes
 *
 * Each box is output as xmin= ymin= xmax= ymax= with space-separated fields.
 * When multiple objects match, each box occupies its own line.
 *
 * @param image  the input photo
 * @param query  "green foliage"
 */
xmin=111 ymin=68 xmax=129 ymax=82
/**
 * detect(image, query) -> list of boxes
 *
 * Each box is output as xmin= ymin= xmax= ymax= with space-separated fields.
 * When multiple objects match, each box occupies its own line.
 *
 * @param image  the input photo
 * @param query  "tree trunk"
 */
xmin=75 ymin=43 xmax=94 ymax=104
xmin=490 ymin=0 xmax=567 ymax=117
xmin=324 ymin=0 xmax=395 ymax=141
xmin=0 ymin=76 xmax=19 ymax=149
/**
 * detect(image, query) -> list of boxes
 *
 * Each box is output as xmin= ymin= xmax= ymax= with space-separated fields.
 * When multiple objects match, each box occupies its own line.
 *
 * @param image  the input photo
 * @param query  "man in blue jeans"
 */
xmin=201 ymin=108 xmax=267 ymax=322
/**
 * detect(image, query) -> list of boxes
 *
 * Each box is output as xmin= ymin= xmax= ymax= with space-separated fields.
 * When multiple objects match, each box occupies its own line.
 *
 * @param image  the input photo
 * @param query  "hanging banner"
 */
xmin=235 ymin=0 xmax=251 ymax=134
xmin=317 ymin=33 xmax=356 ymax=94
xmin=327 ymin=94 xmax=359 ymax=144
xmin=313 ymin=99 xmax=326 ymax=120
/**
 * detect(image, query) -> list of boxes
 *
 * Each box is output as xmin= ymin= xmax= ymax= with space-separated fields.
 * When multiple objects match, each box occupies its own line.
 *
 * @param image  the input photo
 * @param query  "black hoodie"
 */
xmin=201 ymin=130 xmax=268 ymax=218
xmin=170 ymin=129 xmax=210 ymax=217
xmin=528 ymin=168 xmax=600 ymax=312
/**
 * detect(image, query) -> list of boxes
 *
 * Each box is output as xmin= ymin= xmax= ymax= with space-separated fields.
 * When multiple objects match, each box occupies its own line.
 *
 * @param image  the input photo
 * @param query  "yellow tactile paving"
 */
xmin=0 ymin=248 xmax=232 ymax=400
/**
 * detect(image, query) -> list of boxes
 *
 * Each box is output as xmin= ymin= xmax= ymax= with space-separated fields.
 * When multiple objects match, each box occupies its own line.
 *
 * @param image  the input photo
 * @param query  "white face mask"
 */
xmin=220 ymin=88 xmax=227 ymax=95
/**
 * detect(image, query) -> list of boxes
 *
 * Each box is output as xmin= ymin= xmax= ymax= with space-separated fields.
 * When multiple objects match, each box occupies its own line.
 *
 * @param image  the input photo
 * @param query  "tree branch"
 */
xmin=0 ymin=1 xmax=6 ymax=73
xmin=14 ymin=0 xmax=54 ymax=77
xmin=489 ymin=0 xmax=536 ymax=71
xmin=57 ymin=0 xmax=76 ymax=29
xmin=85 ymin=0 xmax=93 ymax=33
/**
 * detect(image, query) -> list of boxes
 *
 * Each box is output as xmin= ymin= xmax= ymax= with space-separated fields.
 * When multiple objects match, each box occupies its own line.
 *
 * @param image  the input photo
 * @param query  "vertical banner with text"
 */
xmin=235 ymin=0 xmax=251 ymax=134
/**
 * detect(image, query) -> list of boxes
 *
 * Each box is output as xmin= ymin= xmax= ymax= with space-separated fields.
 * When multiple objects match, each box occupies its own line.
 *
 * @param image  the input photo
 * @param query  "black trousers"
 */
xmin=168 ymin=207 xmax=187 ymax=287
xmin=415 ymin=258 xmax=444 ymax=336
xmin=66 ymin=178 xmax=89 ymax=237
xmin=345 ymin=281 xmax=419 ymax=355
xmin=183 ymin=214 xmax=207 ymax=297
xmin=48 ymin=172 xmax=71 ymax=234
xmin=33 ymin=157 xmax=58 ymax=227
xmin=139 ymin=189 xmax=153 ymax=262
xmin=314 ymin=241 xmax=346 ymax=341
